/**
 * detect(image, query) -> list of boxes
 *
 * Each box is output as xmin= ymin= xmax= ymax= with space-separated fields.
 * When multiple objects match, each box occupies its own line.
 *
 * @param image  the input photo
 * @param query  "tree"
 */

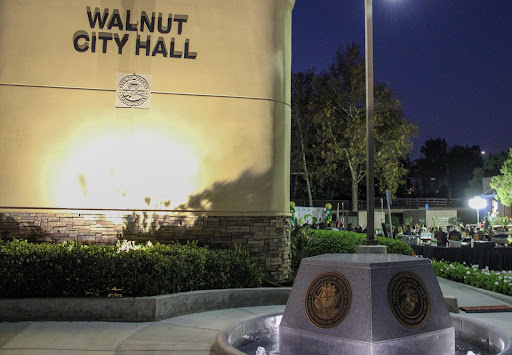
xmin=416 ymin=138 xmax=448 ymax=196
xmin=290 ymin=70 xmax=318 ymax=206
xmin=465 ymin=167 xmax=485 ymax=197
xmin=445 ymin=144 xmax=483 ymax=199
xmin=491 ymin=148 xmax=512 ymax=207
xmin=465 ymin=150 xmax=507 ymax=196
xmin=416 ymin=138 xmax=483 ymax=198
xmin=483 ymin=151 xmax=509 ymax=176
xmin=313 ymin=43 xmax=417 ymax=210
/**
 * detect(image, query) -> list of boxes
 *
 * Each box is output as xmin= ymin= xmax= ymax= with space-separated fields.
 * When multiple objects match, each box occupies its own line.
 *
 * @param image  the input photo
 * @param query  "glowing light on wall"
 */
xmin=50 ymin=126 xmax=201 ymax=210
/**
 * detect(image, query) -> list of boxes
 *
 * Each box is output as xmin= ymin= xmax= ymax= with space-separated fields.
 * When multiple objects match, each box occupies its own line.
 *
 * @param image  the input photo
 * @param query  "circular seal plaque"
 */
xmin=305 ymin=272 xmax=352 ymax=328
xmin=388 ymin=272 xmax=431 ymax=329
xmin=117 ymin=75 xmax=150 ymax=107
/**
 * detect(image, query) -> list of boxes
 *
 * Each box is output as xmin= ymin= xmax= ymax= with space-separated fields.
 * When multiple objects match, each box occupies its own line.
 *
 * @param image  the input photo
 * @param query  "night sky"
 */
xmin=291 ymin=0 xmax=512 ymax=159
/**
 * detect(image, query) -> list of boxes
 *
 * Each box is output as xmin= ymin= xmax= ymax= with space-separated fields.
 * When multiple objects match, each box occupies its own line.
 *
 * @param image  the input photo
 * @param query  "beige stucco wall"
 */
xmin=0 ymin=0 xmax=293 ymax=214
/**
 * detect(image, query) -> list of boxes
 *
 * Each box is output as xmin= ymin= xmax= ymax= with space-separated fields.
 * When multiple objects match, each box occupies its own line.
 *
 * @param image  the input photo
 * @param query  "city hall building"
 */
xmin=0 ymin=0 xmax=295 ymax=281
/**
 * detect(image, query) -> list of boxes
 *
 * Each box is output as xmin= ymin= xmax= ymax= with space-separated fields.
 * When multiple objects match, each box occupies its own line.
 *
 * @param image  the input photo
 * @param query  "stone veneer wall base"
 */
xmin=0 ymin=209 xmax=291 ymax=282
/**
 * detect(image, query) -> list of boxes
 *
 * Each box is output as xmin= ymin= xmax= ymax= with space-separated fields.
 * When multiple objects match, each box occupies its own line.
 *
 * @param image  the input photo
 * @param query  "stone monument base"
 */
xmin=355 ymin=244 xmax=387 ymax=254
xmin=280 ymin=254 xmax=455 ymax=354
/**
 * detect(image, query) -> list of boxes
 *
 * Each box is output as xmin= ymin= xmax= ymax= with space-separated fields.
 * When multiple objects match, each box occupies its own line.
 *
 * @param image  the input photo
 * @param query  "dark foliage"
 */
xmin=290 ymin=228 xmax=414 ymax=269
xmin=0 ymin=240 xmax=262 ymax=298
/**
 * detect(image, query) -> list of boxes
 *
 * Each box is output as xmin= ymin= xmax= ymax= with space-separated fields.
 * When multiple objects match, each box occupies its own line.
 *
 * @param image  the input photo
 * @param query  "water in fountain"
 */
xmin=236 ymin=327 xmax=491 ymax=355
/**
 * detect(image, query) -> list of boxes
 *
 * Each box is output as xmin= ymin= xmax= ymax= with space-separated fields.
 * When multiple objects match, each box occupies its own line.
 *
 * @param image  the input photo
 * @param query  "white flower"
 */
xmin=495 ymin=281 xmax=499 ymax=285
xmin=116 ymin=240 xmax=142 ymax=253
xmin=499 ymin=276 xmax=503 ymax=280
xmin=466 ymin=271 xmax=471 ymax=275
xmin=440 ymin=269 xmax=444 ymax=272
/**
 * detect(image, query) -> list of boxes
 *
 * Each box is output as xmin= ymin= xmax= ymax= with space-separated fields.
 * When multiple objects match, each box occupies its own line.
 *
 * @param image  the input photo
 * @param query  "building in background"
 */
xmin=480 ymin=177 xmax=512 ymax=221
xmin=0 ymin=0 xmax=296 ymax=281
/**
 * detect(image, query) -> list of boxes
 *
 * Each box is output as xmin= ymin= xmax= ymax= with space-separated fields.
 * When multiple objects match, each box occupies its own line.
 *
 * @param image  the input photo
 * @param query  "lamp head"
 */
xmin=469 ymin=196 xmax=487 ymax=210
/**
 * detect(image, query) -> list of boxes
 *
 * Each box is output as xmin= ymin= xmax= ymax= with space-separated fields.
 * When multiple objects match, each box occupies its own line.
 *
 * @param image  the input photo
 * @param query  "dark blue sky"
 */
xmin=292 ymin=0 xmax=512 ymax=159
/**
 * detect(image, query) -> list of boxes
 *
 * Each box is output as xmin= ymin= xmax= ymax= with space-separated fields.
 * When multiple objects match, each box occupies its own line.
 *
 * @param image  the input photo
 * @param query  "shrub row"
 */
xmin=0 ymin=240 xmax=263 ymax=298
xmin=291 ymin=228 xmax=414 ymax=268
xmin=432 ymin=260 xmax=512 ymax=296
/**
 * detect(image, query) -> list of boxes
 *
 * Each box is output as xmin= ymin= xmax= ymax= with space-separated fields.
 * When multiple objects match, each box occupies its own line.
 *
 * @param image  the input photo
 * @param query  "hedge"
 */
xmin=0 ymin=240 xmax=263 ymax=298
xmin=291 ymin=228 xmax=414 ymax=268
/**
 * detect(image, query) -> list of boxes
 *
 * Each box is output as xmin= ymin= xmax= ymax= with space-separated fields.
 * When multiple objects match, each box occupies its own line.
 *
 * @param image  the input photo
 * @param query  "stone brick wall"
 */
xmin=0 ymin=209 xmax=291 ymax=282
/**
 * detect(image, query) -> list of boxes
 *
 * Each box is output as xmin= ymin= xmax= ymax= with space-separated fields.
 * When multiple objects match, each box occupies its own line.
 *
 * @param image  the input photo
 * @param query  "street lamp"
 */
xmin=365 ymin=0 xmax=377 ymax=245
xmin=468 ymin=196 xmax=487 ymax=227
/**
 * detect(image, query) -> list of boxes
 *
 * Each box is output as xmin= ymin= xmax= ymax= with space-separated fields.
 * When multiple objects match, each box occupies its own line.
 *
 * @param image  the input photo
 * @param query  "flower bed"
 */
xmin=432 ymin=260 xmax=512 ymax=296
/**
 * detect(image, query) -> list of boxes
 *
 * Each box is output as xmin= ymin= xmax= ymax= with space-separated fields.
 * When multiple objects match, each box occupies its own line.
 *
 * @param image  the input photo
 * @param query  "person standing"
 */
xmin=435 ymin=227 xmax=448 ymax=246
xmin=448 ymin=225 xmax=461 ymax=241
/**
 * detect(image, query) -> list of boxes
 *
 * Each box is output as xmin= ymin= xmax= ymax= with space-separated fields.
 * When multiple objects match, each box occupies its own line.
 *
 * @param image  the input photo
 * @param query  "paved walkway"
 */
xmin=1 ymin=278 xmax=511 ymax=354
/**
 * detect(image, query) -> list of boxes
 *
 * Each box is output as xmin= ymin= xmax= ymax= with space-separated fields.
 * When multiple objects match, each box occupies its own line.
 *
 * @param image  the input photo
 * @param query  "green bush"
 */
xmin=374 ymin=236 xmax=414 ymax=256
xmin=290 ymin=229 xmax=414 ymax=268
xmin=0 ymin=240 xmax=263 ymax=298
xmin=305 ymin=230 xmax=363 ymax=255
xmin=391 ymin=216 xmax=400 ymax=228
xmin=290 ymin=224 xmax=310 ymax=269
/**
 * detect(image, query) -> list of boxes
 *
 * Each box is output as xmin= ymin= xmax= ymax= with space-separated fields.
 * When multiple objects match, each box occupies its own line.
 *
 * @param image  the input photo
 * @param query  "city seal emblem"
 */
xmin=305 ymin=272 xmax=351 ymax=328
xmin=388 ymin=272 xmax=431 ymax=329
xmin=116 ymin=74 xmax=151 ymax=107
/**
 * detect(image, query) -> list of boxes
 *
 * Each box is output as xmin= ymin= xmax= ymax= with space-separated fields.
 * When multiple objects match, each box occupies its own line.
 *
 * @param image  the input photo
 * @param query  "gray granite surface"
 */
xmin=281 ymin=253 xmax=454 ymax=352
xmin=303 ymin=253 xmax=431 ymax=268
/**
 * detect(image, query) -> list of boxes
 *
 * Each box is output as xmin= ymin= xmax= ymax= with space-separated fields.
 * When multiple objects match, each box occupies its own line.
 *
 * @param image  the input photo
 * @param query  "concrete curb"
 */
xmin=0 ymin=286 xmax=461 ymax=324
xmin=439 ymin=277 xmax=512 ymax=307
xmin=0 ymin=287 xmax=292 ymax=322
xmin=456 ymin=282 xmax=512 ymax=307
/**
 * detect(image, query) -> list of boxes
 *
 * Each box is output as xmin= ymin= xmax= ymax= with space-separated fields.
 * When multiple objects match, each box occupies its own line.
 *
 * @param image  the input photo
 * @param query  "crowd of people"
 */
xmin=311 ymin=218 xmax=510 ymax=246
xmin=396 ymin=224 xmax=510 ymax=246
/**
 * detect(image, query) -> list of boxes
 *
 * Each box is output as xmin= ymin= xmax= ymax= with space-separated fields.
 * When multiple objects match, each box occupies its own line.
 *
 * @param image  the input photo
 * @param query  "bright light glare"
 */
xmin=50 ymin=128 xmax=201 ymax=210
xmin=468 ymin=196 xmax=487 ymax=210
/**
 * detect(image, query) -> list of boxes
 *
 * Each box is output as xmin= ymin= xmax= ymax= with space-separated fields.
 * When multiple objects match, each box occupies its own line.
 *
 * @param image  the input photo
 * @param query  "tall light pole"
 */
xmin=365 ymin=0 xmax=377 ymax=245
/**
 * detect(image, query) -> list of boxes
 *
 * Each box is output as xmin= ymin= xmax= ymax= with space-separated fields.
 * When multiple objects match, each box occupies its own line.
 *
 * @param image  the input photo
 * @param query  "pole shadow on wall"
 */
xmin=0 ymin=214 xmax=45 ymax=242
xmin=120 ymin=170 xmax=274 ymax=246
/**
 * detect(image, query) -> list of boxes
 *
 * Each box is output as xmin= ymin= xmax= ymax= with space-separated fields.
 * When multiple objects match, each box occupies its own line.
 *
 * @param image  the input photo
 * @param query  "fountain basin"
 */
xmin=214 ymin=312 xmax=512 ymax=355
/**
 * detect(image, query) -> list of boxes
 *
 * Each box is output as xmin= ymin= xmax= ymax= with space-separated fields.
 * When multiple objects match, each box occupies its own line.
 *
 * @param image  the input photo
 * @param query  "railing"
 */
xmin=359 ymin=197 xmax=463 ymax=209
xmin=390 ymin=198 xmax=461 ymax=208
xmin=291 ymin=200 xmax=350 ymax=209
xmin=292 ymin=198 xmax=463 ymax=210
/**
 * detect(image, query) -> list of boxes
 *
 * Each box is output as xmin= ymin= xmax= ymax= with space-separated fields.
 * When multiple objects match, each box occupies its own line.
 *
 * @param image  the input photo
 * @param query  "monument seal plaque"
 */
xmin=116 ymin=74 xmax=151 ymax=108
xmin=305 ymin=272 xmax=351 ymax=328
xmin=388 ymin=272 xmax=431 ymax=330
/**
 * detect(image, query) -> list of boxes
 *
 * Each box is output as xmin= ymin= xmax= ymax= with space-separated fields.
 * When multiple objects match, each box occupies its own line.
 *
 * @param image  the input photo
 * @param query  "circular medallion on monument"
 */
xmin=305 ymin=272 xmax=352 ymax=328
xmin=388 ymin=272 xmax=431 ymax=330
xmin=117 ymin=75 xmax=150 ymax=107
